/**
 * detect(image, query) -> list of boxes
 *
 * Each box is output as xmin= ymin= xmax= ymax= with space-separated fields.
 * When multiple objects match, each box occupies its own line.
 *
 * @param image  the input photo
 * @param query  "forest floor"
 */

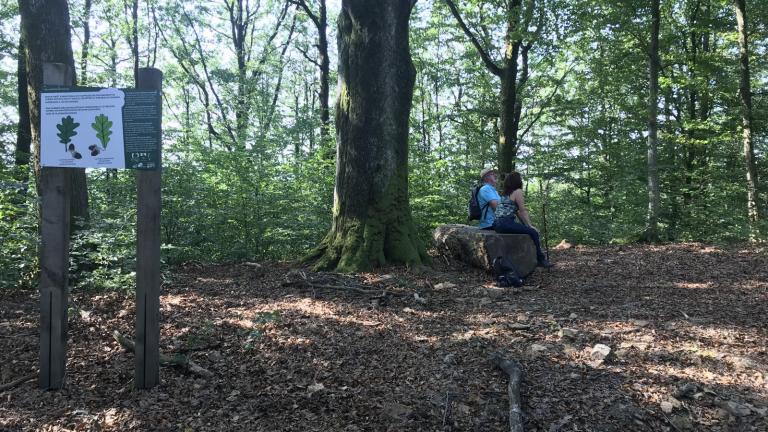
xmin=1 ymin=243 xmax=767 ymax=431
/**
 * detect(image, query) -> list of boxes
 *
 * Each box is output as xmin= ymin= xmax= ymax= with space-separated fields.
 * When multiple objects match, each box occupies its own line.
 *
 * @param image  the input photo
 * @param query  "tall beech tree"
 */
xmin=19 ymin=0 xmax=89 ymax=225
xmin=734 ymin=0 xmax=759 ymax=228
xmin=309 ymin=0 xmax=427 ymax=272
xmin=645 ymin=0 xmax=661 ymax=242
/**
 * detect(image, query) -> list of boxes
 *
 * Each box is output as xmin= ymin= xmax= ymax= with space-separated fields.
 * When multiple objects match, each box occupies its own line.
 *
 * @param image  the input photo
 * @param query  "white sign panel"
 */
xmin=41 ymin=89 xmax=126 ymax=169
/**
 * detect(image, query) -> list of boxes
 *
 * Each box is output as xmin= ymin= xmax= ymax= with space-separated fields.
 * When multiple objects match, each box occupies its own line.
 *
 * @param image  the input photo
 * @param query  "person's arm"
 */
xmin=481 ymin=185 xmax=500 ymax=210
xmin=513 ymin=190 xmax=537 ymax=230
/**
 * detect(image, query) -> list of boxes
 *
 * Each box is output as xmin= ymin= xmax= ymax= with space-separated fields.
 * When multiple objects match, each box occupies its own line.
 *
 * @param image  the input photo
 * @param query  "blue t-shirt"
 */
xmin=478 ymin=184 xmax=501 ymax=229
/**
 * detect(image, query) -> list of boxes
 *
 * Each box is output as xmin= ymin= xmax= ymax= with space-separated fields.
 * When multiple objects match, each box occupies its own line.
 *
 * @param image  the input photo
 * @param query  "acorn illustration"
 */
xmin=67 ymin=143 xmax=82 ymax=159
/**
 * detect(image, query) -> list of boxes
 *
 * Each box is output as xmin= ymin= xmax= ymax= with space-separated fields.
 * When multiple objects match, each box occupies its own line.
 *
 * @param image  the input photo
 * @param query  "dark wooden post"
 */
xmin=135 ymin=68 xmax=163 ymax=389
xmin=39 ymin=63 xmax=73 ymax=390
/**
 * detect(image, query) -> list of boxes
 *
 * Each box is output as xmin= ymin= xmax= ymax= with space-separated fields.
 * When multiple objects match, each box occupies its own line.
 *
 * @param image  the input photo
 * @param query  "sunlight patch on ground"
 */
xmin=694 ymin=246 xmax=721 ymax=253
xmin=162 ymin=293 xmax=196 ymax=306
xmin=278 ymin=297 xmax=341 ymax=316
xmin=674 ymin=281 xmax=714 ymax=289
xmin=639 ymin=362 xmax=766 ymax=394
xmin=221 ymin=317 xmax=257 ymax=329
xmin=448 ymin=327 xmax=501 ymax=341
xmin=194 ymin=277 xmax=234 ymax=284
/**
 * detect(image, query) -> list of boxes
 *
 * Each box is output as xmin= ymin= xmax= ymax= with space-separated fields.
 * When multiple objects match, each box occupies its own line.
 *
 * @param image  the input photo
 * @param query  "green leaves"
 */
xmin=56 ymin=116 xmax=80 ymax=151
xmin=91 ymin=114 xmax=113 ymax=149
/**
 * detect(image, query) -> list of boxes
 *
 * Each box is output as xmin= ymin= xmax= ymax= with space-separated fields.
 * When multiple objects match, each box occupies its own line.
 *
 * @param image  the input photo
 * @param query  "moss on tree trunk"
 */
xmin=308 ymin=0 xmax=427 ymax=272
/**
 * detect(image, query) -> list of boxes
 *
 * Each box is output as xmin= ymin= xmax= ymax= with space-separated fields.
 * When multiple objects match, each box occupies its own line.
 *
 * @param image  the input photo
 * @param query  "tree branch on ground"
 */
xmin=112 ymin=331 xmax=213 ymax=378
xmin=490 ymin=353 xmax=524 ymax=432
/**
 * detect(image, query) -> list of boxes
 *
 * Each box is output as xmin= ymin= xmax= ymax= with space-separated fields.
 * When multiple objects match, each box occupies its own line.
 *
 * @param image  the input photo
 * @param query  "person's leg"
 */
xmin=495 ymin=218 xmax=548 ymax=264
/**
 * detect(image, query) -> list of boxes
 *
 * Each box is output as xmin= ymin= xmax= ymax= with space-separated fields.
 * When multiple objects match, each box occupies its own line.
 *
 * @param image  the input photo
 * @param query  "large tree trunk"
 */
xmin=309 ymin=0 xmax=426 ymax=272
xmin=645 ymin=0 xmax=661 ymax=242
xmin=19 ymin=0 xmax=89 ymax=226
xmin=734 ymin=0 xmax=759 ymax=227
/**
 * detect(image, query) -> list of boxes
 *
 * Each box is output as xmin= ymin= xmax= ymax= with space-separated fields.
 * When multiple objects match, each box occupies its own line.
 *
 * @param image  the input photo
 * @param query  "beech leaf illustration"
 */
xmin=91 ymin=114 xmax=113 ymax=149
xmin=56 ymin=116 xmax=80 ymax=152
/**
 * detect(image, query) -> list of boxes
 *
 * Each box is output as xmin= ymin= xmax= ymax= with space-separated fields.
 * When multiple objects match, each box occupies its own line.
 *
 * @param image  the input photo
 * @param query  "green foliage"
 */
xmin=0 ymin=167 xmax=38 ymax=290
xmin=2 ymin=0 xmax=767 ymax=294
xmin=68 ymin=212 xmax=137 ymax=292
xmin=91 ymin=114 xmax=113 ymax=148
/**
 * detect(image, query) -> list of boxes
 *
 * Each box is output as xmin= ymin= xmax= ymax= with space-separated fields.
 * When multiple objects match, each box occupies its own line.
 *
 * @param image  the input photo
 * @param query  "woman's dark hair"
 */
xmin=503 ymin=171 xmax=523 ymax=196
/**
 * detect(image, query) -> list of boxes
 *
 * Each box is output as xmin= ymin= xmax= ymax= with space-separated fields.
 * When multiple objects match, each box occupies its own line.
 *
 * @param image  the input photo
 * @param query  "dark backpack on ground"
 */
xmin=468 ymin=184 xmax=489 ymax=221
xmin=492 ymin=256 xmax=524 ymax=288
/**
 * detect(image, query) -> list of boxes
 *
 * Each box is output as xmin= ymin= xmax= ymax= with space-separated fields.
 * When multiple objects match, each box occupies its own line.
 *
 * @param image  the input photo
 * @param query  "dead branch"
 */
xmin=490 ymin=353 xmax=524 ymax=432
xmin=112 ymin=331 xmax=213 ymax=378
xmin=0 ymin=373 xmax=36 ymax=392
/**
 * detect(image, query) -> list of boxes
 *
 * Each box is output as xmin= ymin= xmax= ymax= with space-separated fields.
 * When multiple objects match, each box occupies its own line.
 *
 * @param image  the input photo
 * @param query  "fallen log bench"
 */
xmin=433 ymin=224 xmax=537 ymax=277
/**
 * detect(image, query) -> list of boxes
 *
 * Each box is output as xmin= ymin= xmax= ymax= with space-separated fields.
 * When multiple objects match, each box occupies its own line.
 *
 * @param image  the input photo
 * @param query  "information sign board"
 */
xmin=41 ymin=88 xmax=161 ymax=169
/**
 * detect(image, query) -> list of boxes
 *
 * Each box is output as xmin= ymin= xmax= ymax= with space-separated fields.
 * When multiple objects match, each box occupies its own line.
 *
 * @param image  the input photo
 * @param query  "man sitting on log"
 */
xmin=477 ymin=167 xmax=501 ymax=231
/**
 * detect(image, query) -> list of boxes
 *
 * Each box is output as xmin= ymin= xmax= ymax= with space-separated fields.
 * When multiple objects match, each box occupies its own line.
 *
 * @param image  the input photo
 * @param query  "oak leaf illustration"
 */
xmin=56 ymin=116 xmax=80 ymax=152
xmin=91 ymin=114 xmax=113 ymax=149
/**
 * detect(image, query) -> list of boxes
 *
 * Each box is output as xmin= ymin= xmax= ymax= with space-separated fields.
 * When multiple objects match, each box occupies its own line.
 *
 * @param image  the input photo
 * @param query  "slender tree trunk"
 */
xmin=734 ymin=0 xmax=759 ymax=226
xmin=16 ymin=35 xmax=31 ymax=170
xmin=80 ymin=0 xmax=91 ymax=85
xmin=232 ymin=0 xmax=249 ymax=148
xmin=308 ymin=0 xmax=426 ymax=272
xmin=20 ymin=0 xmax=89 ymax=226
xmin=131 ymin=0 xmax=139 ymax=84
xmin=317 ymin=0 xmax=330 ymax=145
xmin=645 ymin=0 xmax=661 ymax=242
xmin=296 ymin=0 xmax=331 ymax=154
xmin=498 ymin=48 xmax=520 ymax=174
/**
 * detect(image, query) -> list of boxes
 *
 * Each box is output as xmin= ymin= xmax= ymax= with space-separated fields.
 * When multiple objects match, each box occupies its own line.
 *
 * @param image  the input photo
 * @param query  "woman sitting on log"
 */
xmin=495 ymin=172 xmax=553 ymax=268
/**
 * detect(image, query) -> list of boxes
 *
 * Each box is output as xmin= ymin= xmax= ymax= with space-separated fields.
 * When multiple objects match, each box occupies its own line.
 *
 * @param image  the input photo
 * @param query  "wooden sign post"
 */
xmin=39 ymin=63 xmax=74 ymax=390
xmin=135 ymin=68 xmax=163 ymax=389
xmin=38 ymin=63 xmax=163 ymax=390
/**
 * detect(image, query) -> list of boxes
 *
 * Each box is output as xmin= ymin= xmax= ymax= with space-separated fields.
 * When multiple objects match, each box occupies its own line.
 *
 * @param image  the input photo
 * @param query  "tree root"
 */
xmin=112 ymin=331 xmax=213 ymax=378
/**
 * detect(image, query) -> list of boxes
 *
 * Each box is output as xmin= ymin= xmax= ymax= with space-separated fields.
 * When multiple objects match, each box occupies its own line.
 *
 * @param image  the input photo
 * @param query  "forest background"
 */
xmin=0 ymin=0 xmax=766 ymax=290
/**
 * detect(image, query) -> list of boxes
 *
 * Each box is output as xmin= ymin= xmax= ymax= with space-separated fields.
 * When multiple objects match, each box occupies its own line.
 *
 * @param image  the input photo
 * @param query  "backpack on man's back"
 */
xmin=467 ymin=184 xmax=488 ymax=221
